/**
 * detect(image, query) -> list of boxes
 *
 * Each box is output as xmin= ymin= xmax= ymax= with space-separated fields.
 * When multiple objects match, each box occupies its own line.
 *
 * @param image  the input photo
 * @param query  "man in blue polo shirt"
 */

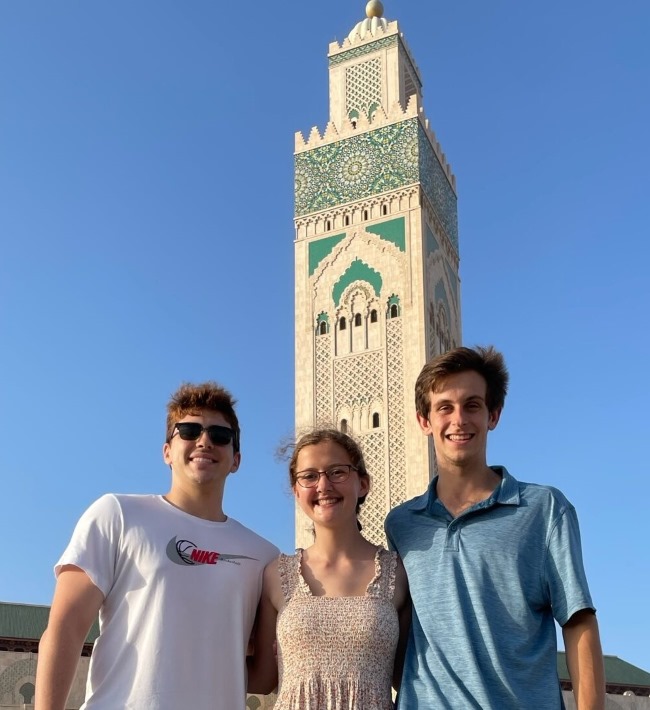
xmin=385 ymin=346 xmax=604 ymax=709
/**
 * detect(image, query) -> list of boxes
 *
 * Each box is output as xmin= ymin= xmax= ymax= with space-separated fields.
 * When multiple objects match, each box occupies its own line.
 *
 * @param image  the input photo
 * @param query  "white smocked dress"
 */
xmin=273 ymin=548 xmax=399 ymax=710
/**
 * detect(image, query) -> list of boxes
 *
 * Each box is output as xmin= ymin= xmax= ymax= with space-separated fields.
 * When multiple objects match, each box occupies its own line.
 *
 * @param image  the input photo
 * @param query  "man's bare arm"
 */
xmin=35 ymin=566 xmax=104 ymax=710
xmin=246 ymin=560 xmax=281 ymax=695
xmin=562 ymin=609 xmax=605 ymax=710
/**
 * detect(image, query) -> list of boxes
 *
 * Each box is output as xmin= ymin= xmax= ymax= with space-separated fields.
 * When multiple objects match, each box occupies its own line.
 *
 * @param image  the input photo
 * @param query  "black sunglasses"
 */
xmin=172 ymin=422 xmax=239 ymax=451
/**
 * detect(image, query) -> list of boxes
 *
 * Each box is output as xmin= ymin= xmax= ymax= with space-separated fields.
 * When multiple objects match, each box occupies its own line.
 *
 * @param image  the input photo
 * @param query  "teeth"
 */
xmin=448 ymin=434 xmax=471 ymax=441
xmin=192 ymin=457 xmax=214 ymax=463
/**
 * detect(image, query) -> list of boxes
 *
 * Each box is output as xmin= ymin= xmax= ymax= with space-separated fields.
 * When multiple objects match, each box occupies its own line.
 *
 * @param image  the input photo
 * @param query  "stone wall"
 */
xmin=0 ymin=650 xmax=88 ymax=710
xmin=563 ymin=691 xmax=650 ymax=709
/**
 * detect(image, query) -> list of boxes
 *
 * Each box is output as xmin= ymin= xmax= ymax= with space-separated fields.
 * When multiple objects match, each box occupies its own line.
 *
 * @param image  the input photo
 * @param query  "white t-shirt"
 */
xmin=56 ymin=493 xmax=279 ymax=710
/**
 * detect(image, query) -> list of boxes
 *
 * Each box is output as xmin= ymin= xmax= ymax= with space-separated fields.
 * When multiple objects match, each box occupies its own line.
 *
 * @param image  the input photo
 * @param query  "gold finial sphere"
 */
xmin=365 ymin=0 xmax=384 ymax=19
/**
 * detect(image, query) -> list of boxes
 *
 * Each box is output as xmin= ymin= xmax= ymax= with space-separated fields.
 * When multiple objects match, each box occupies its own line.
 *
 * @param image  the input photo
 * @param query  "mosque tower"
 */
xmin=293 ymin=0 xmax=461 ymax=547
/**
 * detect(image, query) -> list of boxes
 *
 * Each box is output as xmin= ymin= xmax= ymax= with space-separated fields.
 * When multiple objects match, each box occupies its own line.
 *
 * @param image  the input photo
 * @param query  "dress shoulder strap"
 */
xmin=367 ymin=548 xmax=398 ymax=599
xmin=277 ymin=550 xmax=303 ymax=602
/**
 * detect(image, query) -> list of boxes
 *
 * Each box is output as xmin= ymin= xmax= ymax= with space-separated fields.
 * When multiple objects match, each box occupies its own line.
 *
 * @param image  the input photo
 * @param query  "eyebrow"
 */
xmin=433 ymin=394 xmax=486 ymax=405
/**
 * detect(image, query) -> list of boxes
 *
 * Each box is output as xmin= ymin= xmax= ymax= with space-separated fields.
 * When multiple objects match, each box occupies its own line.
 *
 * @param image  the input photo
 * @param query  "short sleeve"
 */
xmin=55 ymin=494 xmax=124 ymax=598
xmin=545 ymin=504 xmax=595 ymax=626
xmin=384 ymin=510 xmax=398 ymax=552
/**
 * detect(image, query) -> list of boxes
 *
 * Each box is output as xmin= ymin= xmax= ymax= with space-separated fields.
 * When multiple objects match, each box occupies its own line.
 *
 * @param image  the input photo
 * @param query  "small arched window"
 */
xmin=325 ymin=220 xmax=331 ymax=231
xmin=318 ymin=321 xmax=327 ymax=335
xmin=372 ymin=413 xmax=380 ymax=428
xmin=382 ymin=204 xmax=388 ymax=216
xmin=20 ymin=683 xmax=35 ymax=705
xmin=339 ymin=317 xmax=347 ymax=330
xmin=363 ymin=209 xmax=368 ymax=220
xmin=340 ymin=419 xmax=348 ymax=433
xmin=370 ymin=309 xmax=378 ymax=323
xmin=354 ymin=313 xmax=362 ymax=327
xmin=390 ymin=304 xmax=399 ymax=318
xmin=344 ymin=215 xmax=350 ymax=226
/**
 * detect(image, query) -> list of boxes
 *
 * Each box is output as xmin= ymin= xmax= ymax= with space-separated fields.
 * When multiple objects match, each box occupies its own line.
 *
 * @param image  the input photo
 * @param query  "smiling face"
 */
xmin=417 ymin=370 xmax=501 ymax=473
xmin=293 ymin=440 xmax=369 ymax=530
xmin=163 ymin=410 xmax=240 ymax=494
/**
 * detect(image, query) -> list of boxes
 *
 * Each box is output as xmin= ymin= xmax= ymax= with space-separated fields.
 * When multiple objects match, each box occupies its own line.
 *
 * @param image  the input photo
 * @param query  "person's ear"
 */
xmin=359 ymin=475 xmax=370 ymax=498
xmin=416 ymin=412 xmax=432 ymax=435
xmin=162 ymin=442 xmax=172 ymax=465
xmin=488 ymin=408 xmax=501 ymax=430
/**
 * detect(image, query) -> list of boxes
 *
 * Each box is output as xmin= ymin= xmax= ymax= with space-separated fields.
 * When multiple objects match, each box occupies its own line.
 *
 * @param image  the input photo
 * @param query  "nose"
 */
xmin=316 ymin=472 xmax=334 ymax=491
xmin=195 ymin=429 xmax=213 ymax=447
xmin=450 ymin=406 xmax=467 ymax=426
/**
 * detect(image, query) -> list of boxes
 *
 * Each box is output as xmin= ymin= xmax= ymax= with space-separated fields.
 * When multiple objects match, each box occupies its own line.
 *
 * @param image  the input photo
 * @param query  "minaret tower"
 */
xmin=294 ymin=1 xmax=461 ymax=547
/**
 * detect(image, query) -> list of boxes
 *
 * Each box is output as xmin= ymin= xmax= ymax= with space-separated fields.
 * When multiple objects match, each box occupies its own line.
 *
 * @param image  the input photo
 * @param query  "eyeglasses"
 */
xmin=294 ymin=464 xmax=357 ymax=488
xmin=171 ymin=422 xmax=238 ymax=450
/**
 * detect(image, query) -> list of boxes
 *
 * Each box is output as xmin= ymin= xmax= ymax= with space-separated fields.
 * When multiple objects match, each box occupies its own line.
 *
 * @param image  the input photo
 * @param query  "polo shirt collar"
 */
xmin=406 ymin=465 xmax=521 ymax=514
xmin=493 ymin=466 xmax=520 ymax=505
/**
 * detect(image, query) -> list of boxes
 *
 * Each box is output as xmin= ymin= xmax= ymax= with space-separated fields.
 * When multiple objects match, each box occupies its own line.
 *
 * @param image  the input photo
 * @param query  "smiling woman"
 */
xmin=247 ymin=428 xmax=411 ymax=709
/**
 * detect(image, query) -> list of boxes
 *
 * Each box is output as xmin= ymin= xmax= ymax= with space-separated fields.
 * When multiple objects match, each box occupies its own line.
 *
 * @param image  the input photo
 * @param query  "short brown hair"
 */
xmin=166 ymin=382 xmax=240 ymax=452
xmin=285 ymin=428 xmax=370 ymax=526
xmin=415 ymin=346 xmax=509 ymax=419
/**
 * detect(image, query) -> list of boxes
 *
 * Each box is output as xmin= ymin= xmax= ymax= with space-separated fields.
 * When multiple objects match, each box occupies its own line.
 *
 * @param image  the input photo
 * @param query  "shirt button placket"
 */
xmin=445 ymin=519 xmax=460 ymax=551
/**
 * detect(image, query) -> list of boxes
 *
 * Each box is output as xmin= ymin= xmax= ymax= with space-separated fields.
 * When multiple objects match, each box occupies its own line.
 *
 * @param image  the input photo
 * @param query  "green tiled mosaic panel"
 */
xmin=295 ymin=119 xmax=458 ymax=252
xmin=329 ymin=35 xmax=397 ymax=67
xmin=308 ymin=217 xmax=405 ymax=277
xmin=295 ymin=120 xmax=418 ymax=218
xmin=333 ymin=259 xmax=382 ymax=306
xmin=418 ymin=123 xmax=458 ymax=250
xmin=444 ymin=260 xmax=459 ymax=308
xmin=435 ymin=279 xmax=451 ymax=325
xmin=425 ymin=224 xmax=439 ymax=254
xmin=367 ymin=217 xmax=405 ymax=251
xmin=308 ymin=233 xmax=346 ymax=275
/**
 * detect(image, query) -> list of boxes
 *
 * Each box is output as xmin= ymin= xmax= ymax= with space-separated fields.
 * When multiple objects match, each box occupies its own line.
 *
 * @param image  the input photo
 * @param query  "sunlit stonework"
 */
xmin=293 ymin=4 xmax=462 ymax=549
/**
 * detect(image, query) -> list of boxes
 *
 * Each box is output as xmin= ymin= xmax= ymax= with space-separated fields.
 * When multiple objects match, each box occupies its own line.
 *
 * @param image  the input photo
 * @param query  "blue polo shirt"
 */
xmin=385 ymin=467 xmax=595 ymax=709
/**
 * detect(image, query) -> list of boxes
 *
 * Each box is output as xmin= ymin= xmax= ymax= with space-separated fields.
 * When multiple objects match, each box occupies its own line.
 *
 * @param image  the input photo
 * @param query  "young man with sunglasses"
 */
xmin=36 ymin=382 xmax=278 ymax=710
xmin=385 ymin=347 xmax=605 ymax=709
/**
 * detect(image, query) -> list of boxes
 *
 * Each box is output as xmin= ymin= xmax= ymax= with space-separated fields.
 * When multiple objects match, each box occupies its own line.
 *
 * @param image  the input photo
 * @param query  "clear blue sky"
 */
xmin=1 ymin=0 xmax=649 ymax=673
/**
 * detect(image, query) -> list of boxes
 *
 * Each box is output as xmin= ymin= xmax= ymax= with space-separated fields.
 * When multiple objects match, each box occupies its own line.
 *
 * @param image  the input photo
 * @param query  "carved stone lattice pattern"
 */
xmin=346 ymin=57 xmax=382 ymax=118
xmin=334 ymin=350 xmax=384 ymax=407
xmin=358 ymin=429 xmax=387 ymax=546
xmin=386 ymin=318 xmax=407 ymax=507
xmin=315 ymin=333 xmax=333 ymax=423
xmin=332 ymin=351 xmax=390 ymax=546
xmin=0 ymin=657 xmax=36 ymax=704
